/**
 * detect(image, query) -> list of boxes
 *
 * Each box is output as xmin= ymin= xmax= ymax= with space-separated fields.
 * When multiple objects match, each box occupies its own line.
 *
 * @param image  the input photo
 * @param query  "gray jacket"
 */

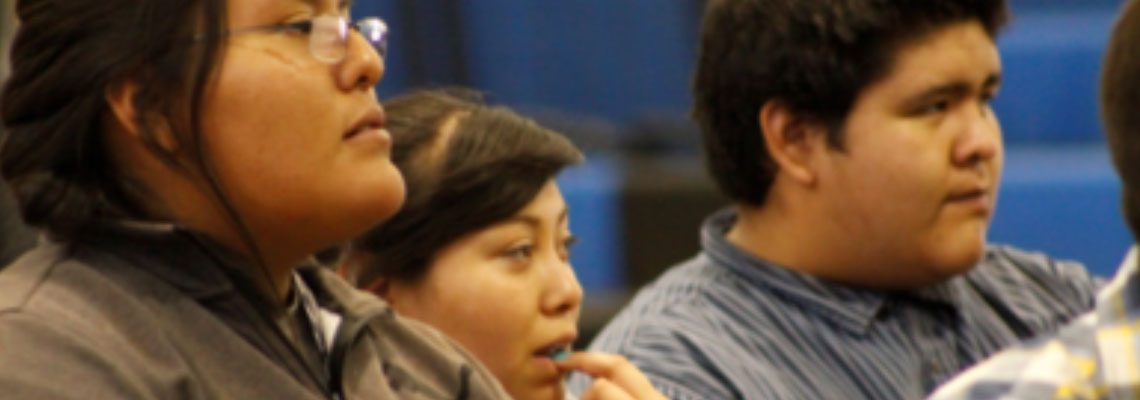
xmin=0 ymin=224 xmax=511 ymax=399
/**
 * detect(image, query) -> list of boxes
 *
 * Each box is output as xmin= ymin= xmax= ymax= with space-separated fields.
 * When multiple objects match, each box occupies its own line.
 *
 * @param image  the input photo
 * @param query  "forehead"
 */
xmin=874 ymin=20 xmax=1001 ymax=91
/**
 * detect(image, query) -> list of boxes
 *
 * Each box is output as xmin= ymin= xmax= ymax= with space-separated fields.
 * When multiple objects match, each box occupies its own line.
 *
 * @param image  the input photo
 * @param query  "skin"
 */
xmin=733 ymin=20 xmax=1004 ymax=289
xmin=104 ymin=0 xmax=404 ymax=300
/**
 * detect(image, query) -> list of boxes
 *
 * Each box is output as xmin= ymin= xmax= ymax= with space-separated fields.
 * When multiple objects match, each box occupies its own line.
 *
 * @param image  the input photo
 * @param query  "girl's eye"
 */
xmin=559 ymin=235 xmax=578 ymax=261
xmin=504 ymin=245 xmax=534 ymax=261
xmin=979 ymin=92 xmax=997 ymax=111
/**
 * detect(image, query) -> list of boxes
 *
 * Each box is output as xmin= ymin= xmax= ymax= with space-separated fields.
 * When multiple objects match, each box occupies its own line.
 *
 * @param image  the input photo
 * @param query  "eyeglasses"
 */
xmin=226 ymin=15 xmax=389 ymax=64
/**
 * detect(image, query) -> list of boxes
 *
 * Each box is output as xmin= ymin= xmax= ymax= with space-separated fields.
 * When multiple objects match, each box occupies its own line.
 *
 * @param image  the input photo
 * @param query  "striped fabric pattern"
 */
xmin=928 ymin=248 xmax=1140 ymax=400
xmin=571 ymin=209 xmax=1102 ymax=400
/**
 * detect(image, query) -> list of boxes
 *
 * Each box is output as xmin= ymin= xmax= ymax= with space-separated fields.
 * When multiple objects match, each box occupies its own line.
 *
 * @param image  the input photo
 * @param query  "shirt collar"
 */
xmin=80 ymin=220 xmax=385 ymax=319
xmin=1095 ymin=246 xmax=1139 ymax=324
xmin=699 ymin=208 xmax=889 ymax=334
xmin=87 ymin=219 xmax=348 ymax=300
xmin=699 ymin=208 xmax=971 ymax=334
xmin=903 ymin=279 xmax=968 ymax=311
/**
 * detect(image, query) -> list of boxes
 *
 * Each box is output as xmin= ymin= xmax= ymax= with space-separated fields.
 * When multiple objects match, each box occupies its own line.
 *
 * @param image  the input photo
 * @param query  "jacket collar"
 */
xmin=77 ymin=221 xmax=241 ymax=299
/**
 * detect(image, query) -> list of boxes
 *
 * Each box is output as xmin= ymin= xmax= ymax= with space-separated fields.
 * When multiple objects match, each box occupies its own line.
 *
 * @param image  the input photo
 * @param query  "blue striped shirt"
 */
xmin=572 ymin=209 xmax=1102 ymax=399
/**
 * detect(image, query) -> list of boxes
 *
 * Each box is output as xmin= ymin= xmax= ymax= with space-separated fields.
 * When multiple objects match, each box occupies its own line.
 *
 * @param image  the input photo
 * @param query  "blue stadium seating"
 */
xmin=991 ymin=145 xmax=1131 ymax=277
xmin=458 ymin=1 xmax=698 ymax=123
xmin=558 ymin=156 xmax=626 ymax=291
xmin=995 ymin=8 xmax=1116 ymax=143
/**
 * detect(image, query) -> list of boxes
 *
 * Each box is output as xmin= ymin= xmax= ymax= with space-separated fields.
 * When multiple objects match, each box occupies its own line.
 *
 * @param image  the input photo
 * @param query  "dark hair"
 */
xmin=692 ymin=0 xmax=1009 ymax=205
xmin=1102 ymin=0 xmax=1140 ymax=241
xmin=1 ymin=0 xmax=227 ymax=240
xmin=350 ymin=89 xmax=583 ymax=287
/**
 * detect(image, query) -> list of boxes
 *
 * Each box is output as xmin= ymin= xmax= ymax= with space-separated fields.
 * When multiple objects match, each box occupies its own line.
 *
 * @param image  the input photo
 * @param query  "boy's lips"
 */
xmin=945 ymin=187 xmax=992 ymax=214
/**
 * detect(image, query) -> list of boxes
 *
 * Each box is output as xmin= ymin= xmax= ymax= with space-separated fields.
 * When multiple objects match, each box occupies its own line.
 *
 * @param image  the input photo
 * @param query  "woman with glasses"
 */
xmin=0 ymin=0 xmax=510 ymax=398
xmin=345 ymin=89 xmax=666 ymax=400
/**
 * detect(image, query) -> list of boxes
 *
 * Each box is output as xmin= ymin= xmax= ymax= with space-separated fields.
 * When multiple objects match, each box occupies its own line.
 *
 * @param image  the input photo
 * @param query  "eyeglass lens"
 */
xmin=308 ymin=16 xmax=388 ymax=64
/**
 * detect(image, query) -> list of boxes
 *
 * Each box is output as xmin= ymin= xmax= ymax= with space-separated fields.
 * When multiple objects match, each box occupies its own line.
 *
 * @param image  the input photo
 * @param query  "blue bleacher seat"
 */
xmin=994 ymin=7 xmax=1116 ymax=143
xmin=458 ymin=1 xmax=698 ymax=123
xmin=990 ymin=145 xmax=1131 ymax=277
xmin=558 ymin=155 xmax=626 ymax=292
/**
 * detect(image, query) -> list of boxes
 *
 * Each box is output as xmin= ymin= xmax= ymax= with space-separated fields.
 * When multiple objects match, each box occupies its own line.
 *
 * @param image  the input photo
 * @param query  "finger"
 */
xmin=556 ymin=352 xmax=628 ymax=377
xmin=556 ymin=352 xmax=661 ymax=398
xmin=581 ymin=378 xmax=635 ymax=400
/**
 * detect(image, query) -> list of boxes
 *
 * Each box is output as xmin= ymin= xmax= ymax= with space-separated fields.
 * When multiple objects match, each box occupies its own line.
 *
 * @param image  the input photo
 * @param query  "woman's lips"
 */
xmin=344 ymin=108 xmax=386 ymax=139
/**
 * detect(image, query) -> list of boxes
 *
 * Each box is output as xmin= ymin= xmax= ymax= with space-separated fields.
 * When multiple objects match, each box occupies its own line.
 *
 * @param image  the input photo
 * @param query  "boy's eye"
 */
xmin=916 ymin=100 xmax=950 ymax=116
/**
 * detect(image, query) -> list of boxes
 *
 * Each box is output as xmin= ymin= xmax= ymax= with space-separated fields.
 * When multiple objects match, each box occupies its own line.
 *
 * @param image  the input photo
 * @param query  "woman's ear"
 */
xmin=758 ymin=101 xmax=828 ymax=187
xmin=104 ymin=78 xmax=180 ymax=154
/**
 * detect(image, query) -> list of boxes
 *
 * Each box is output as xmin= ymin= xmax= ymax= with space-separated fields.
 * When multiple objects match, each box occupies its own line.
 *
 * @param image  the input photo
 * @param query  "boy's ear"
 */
xmin=104 ymin=78 xmax=179 ymax=153
xmin=758 ymin=100 xmax=827 ymax=186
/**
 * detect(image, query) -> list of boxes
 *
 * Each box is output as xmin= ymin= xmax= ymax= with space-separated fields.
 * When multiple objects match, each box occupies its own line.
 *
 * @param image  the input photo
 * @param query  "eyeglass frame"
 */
xmin=221 ymin=15 xmax=389 ymax=64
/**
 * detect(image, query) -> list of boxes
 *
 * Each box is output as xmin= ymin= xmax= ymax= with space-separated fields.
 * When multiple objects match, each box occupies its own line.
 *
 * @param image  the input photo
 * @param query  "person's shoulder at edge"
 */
xmin=0 ymin=243 xmax=174 ymax=399
xmin=927 ymin=247 xmax=1127 ymax=400
xmin=926 ymin=312 xmax=1102 ymax=400
xmin=0 ymin=306 xmax=161 ymax=398
xmin=574 ymin=254 xmax=793 ymax=400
